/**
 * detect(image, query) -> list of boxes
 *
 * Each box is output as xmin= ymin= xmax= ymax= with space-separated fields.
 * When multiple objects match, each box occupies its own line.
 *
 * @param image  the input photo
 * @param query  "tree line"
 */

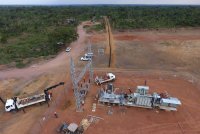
xmin=0 ymin=6 xmax=200 ymax=66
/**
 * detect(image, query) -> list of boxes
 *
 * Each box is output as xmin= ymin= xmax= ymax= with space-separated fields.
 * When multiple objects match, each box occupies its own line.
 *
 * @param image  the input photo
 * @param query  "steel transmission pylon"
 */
xmin=70 ymin=57 xmax=83 ymax=112
xmin=69 ymin=44 xmax=94 ymax=112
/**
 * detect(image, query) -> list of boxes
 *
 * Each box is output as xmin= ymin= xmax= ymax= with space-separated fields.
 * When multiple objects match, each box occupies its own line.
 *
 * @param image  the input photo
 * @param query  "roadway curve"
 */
xmin=0 ymin=21 xmax=89 ymax=80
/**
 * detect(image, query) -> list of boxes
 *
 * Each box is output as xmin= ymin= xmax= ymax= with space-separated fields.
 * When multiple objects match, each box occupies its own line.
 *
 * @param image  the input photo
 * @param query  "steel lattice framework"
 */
xmin=70 ymin=45 xmax=93 ymax=112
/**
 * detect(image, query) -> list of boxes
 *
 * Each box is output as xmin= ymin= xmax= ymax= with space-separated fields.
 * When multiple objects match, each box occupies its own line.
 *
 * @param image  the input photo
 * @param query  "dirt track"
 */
xmin=104 ymin=17 xmax=116 ymax=68
xmin=0 ymin=21 xmax=88 ymax=80
xmin=0 ymin=21 xmax=90 ymax=134
xmin=0 ymin=21 xmax=200 ymax=134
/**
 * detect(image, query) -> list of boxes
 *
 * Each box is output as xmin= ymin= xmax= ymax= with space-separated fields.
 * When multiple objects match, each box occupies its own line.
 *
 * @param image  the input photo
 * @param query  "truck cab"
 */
xmin=80 ymin=55 xmax=92 ymax=61
xmin=80 ymin=53 xmax=93 ymax=61
xmin=95 ymin=73 xmax=116 ymax=85
xmin=5 ymin=99 xmax=16 ymax=112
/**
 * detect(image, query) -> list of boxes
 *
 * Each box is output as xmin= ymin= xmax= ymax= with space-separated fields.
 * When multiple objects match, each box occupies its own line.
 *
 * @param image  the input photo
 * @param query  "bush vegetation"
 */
xmin=0 ymin=6 xmax=200 ymax=66
xmin=0 ymin=7 xmax=80 ymax=65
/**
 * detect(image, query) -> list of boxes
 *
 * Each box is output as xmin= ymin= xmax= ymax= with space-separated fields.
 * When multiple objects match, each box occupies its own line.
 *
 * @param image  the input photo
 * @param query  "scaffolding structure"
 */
xmin=70 ymin=45 xmax=93 ymax=112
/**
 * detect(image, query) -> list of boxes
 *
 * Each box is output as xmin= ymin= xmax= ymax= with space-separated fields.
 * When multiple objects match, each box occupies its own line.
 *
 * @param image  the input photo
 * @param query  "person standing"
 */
xmin=54 ymin=112 xmax=58 ymax=118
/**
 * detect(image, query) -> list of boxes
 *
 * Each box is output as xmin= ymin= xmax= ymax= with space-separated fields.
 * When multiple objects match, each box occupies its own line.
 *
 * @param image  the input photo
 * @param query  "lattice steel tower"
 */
xmin=70 ymin=44 xmax=94 ymax=112
xmin=70 ymin=57 xmax=83 ymax=112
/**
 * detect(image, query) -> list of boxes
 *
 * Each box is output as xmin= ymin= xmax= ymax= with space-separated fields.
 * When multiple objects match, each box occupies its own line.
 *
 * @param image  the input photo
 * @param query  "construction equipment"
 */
xmin=80 ymin=45 xmax=94 ymax=61
xmin=57 ymin=115 xmax=102 ymax=134
xmin=5 ymin=82 xmax=64 ymax=112
xmin=57 ymin=122 xmax=68 ymax=133
xmin=58 ymin=122 xmax=83 ymax=134
xmin=95 ymin=73 xmax=115 ymax=85
xmin=98 ymin=84 xmax=181 ymax=111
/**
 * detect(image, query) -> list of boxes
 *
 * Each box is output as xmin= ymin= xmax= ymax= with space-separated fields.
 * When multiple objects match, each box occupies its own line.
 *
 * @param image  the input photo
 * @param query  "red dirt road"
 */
xmin=0 ymin=21 xmax=88 ymax=80
xmin=0 ymin=21 xmax=90 ymax=134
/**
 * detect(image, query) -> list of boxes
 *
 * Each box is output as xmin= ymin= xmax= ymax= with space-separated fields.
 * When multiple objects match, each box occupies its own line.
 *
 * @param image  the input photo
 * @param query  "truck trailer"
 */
xmin=5 ymin=82 xmax=64 ymax=112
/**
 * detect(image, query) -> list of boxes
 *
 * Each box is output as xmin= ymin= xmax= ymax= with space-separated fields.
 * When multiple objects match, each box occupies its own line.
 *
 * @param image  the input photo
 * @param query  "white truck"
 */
xmin=80 ymin=53 xmax=93 ymax=61
xmin=95 ymin=73 xmax=115 ymax=85
xmin=5 ymin=82 xmax=64 ymax=112
xmin=65 ymin=47 xmax=71 ymax=52
xmin=5 ymin=94 xmax=46 ymax=112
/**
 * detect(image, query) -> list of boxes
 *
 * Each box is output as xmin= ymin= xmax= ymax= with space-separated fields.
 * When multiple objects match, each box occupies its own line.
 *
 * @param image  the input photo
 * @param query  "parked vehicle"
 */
xmin=95 ymin=73 xmax=115 ymax=85
xmin=66 ymin=47 xmax=71 ymax=52
xmin=80 ymin=52 xmax=94 ymax=61
xmin=80 ymin=57 xmax=91 ymax=61
xmin=5 ymin=82 xmax=64 ymax=112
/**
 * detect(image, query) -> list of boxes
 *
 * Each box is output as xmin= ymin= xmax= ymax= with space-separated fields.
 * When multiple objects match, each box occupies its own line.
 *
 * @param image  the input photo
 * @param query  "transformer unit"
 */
xmin=98 ymin=84 xmax=181 ymax=111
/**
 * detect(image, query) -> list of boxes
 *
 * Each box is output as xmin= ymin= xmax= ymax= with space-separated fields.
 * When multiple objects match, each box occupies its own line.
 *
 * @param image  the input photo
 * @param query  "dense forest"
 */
xmin=105 ymin=6 xmax=200 ymax=29
xmin=0 ymin=6 xmax=200 ymax=67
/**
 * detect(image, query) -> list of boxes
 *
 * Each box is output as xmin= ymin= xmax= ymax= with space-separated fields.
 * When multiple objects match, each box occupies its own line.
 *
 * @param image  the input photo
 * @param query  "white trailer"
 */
xmin=95 ymin=73 xmax=115 ymax=85
xmin=5 ymin=93 xmax=46 ymax=112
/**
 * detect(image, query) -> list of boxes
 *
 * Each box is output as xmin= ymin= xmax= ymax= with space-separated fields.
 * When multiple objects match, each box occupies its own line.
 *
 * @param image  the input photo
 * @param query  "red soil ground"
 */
xmin=0 ymin=23 xmax=200 ymax=134
xmin=39 ymin=71 xmax=200 ymax=134
xmin=114 ymin=34 xmax=200 ymax=42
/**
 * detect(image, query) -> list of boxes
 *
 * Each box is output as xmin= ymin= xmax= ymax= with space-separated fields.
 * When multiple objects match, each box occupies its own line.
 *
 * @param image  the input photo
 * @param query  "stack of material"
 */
xmin=88 ymin=115 xmax=104 ymax=123
xmin=80 ymin=119 xmax=91 ymax=130
xmin=92 ymin=103 xmax=96 ymax=112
